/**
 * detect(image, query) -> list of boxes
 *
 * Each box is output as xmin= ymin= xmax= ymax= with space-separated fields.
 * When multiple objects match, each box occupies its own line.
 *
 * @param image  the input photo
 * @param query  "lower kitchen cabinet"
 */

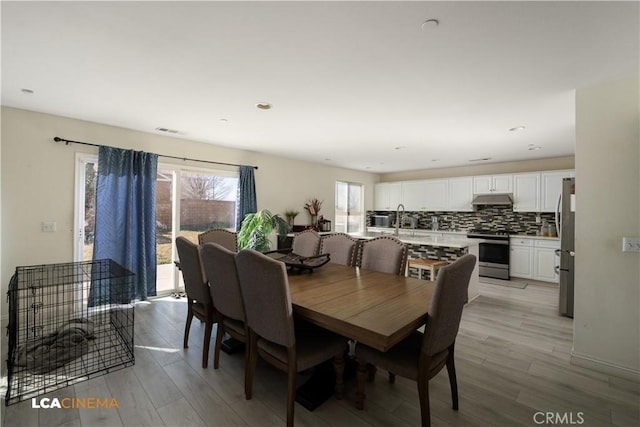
xmin=510 ymin=238 xmax=534 ymax=279
xmin=533 ymin=239 xmax=560 ymax=282
xmin=510 ymin=237 xmax=560 ymax=283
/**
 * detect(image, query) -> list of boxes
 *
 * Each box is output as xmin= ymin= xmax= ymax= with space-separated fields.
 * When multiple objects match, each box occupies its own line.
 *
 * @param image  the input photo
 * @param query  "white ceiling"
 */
xmin=2 ymin=1 xmax=638 ymax=173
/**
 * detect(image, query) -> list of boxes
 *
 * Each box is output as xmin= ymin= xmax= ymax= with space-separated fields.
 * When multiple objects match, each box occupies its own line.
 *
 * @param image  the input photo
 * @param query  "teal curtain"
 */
xmin=236 ymin=165 xmax=257 ymax=231
xmin=90 ymin=146 xmax=158 ymax=305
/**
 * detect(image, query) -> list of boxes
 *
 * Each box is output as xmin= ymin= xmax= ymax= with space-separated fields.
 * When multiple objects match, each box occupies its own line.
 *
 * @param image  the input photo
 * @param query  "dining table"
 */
xmin=287 ymin=262 xmax=437 ymax=352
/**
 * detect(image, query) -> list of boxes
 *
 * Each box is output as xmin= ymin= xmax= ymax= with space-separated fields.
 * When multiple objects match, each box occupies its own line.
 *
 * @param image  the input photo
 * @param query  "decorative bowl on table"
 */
xmin=268 ymin=252 xmax=331 ymax=273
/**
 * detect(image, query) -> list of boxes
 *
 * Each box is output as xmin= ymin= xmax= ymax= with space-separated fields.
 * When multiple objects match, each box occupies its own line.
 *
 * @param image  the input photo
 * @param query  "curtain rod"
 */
xmin=52 ymin=136 xmax=258 ymax=170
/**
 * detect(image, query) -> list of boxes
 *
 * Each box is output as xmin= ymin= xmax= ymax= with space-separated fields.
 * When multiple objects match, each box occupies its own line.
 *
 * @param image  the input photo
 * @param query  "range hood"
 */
xmin=471 ymin=193 xmax=513 ymax=206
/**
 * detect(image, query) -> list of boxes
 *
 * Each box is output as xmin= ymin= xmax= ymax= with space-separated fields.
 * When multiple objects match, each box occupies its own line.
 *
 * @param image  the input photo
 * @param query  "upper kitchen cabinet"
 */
xmin=540 ymin=170 xmax=575 ymax=212
xmin=401 ymin=179 xmax=448 ymax=211
xmin=401 ymin=180 xmax=428 ymax=211
xmin=448 ymin=177 xmax=474 ymax=211
xmin=423 ymin=179 xmax=449 ymax=211
xmin=374 ymin=182 xmax=402 ymax=210
xmin=473 ymin=174 xmax=513 ymax=194
xmin=513 ymin=173 xmax=540 ymax=212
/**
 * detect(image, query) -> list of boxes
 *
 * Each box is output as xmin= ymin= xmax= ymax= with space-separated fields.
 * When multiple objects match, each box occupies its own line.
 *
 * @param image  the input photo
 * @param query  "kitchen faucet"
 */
xmin=395 ymin=203 xmax=405 ymax=237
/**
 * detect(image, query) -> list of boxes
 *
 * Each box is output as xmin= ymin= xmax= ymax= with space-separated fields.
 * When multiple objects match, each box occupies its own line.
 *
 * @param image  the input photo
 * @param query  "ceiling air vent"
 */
xmin=155 ymin=127 xmax=179 ymax=134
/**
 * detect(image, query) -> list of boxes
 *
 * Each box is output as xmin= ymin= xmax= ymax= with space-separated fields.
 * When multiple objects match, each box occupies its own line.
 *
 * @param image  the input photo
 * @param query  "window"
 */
xmin=335 ymin=181 xmax=363 ymax=233
xmin=75 ymin=154 xmax=238 ymax=295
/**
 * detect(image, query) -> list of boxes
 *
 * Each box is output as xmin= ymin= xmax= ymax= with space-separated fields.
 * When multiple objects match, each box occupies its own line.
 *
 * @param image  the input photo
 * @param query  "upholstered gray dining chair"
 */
xmin=175 ymin=236 xmax=216 ymax=369
xmin=200 ymin=242 xmax=247 ymax=370
xmin=291 ymin=229 xmax=322 ymax=257
xmin=197 ymin=228 xmax=238 ymax=252
xmin=354 ymin=254 xmax=476 ymax=427
xmin=358 ymin=236 xmax=408 ymax=275
xmin=235 ymin=249 xmax=347 ymax=427
xmin=320 ymin=233 xmax=358 ymax=266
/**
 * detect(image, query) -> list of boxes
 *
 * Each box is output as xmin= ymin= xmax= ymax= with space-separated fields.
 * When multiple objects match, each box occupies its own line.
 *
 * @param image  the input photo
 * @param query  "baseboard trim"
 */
xmin=571 ymin=350 xmax=640 ymax=382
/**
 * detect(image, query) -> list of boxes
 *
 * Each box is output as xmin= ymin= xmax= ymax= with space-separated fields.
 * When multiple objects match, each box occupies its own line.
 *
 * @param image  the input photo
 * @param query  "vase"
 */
xmin=310 ymin=214 xmax=318 ymax=227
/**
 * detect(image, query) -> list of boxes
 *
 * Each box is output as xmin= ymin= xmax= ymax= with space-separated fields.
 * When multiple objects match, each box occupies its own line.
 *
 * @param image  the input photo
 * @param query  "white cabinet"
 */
xmin=540 ymin=170 xmax=574 ymax=212
xmin=473 ymin=174 xmax=513 ymax=194
xmin=374 ymin=183 xmax=402 ymax=210
xmin=510 ymin=237 xmax=560 ymax=282
xmin=423 ymin=179 xmax=449 ymax=211
xmin=399 ymin=179 xmax=448 ymax=211
xmin=448 ymin=177 xmax=474 ymax=211
xmin=513 ymin=173 xmax=540 ymax=212
xmin=376 ymin=169 xmax=573 ymax=213
xmin=533 ymin=239 xmax=560 ymax=283
xmin=401 ymin=180 xmax=428 ymax=211
xmin=510 ymin=238 xmax=534 ymax=279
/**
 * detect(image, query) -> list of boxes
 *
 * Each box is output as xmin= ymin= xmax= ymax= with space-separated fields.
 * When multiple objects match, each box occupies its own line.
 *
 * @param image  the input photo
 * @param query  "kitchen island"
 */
xmin=349 ymin=228 xmax=481 ymax=301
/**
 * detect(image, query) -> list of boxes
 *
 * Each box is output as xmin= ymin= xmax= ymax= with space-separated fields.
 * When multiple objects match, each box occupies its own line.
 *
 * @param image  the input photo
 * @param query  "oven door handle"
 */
xmin=479 ymin=240 xmax=509 ymax=245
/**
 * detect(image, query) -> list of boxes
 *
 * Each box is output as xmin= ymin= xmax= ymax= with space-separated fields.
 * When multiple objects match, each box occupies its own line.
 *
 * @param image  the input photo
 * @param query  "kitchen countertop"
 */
xmin=350 ymin=231 xmax=479 ymax=248
xmin=510 ymin=234 xmax=560 ymax=241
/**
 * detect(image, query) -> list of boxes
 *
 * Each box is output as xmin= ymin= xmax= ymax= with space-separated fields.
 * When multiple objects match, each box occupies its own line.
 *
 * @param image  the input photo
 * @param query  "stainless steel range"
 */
xmin=467 ymin=229 xmax=511 ymax=280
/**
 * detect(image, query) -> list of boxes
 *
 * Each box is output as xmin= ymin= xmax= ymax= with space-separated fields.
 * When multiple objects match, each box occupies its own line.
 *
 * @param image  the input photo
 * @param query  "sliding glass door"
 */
xmin=335 ymin=181 xmax=363 ymax=233
xmin=75 ymin=155 xmax=238 ymax=295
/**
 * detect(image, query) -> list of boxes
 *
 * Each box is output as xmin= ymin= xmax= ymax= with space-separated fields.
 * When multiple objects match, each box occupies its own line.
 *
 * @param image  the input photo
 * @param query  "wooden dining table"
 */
xmin=287 ymin=263 xmax=437 ymax=352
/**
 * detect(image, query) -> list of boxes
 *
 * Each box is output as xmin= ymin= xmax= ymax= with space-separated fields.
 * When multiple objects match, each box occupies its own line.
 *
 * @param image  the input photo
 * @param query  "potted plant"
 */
xmin=237 ymin=209 xmax=290 ymax=252
xmin=284 ymin=209 xmax=299 ymax=227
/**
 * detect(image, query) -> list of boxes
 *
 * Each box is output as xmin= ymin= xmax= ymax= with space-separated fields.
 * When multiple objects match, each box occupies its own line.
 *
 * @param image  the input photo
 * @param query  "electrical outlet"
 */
xmin=622 ymin=237 xmax=640 ymax=253
xmin=41 ymin=221 xmax=57 ymax=232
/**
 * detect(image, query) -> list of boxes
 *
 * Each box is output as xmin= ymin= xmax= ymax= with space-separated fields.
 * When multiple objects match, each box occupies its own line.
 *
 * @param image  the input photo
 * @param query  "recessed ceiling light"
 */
xmin=324 ymin=158 xmax=331 ymax=161
xmin=255 ymin=103 xmax=272 ymax=110
xmin=509 ymin=126 xmax=526 ymax=132
xmin=21 ymin=88 xmax=34 ymax=94
xmin=394 ymin=146 xmax=406 ymax=150
xmin=219 ymin=118 xmax=228 ymax=122
xmin=421 ymin=19 xmax=439 ymax=30
xmin=468 ymin=157 xmax=492 ymax=162
xmin=528 ymin=146 xmax=542 ymax=151
xmin=431 ymin=159 xmax=440 ymax=162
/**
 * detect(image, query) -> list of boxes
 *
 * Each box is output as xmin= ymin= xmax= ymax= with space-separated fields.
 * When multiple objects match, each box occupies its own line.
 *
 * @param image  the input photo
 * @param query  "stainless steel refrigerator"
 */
xmin=556 ymin=177 xmax=575 ymax=318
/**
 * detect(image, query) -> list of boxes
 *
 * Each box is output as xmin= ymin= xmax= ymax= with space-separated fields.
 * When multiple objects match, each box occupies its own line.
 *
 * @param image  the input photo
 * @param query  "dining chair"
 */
xmin=358 ymin=236 xmax=408 ymax=275
xmin=175 ymin=236 xmax=216 ymax=369
xmin=320 ymin=233 xmax=358 ymax=266
xmin=235 ymin=249 xmax=347 ymax=427
xmin=291 ymin=229 xmax=322 ymax=257
xmin=354 ymin=254 xmax=477 ymax=427
xmin=197 ymin=228 xmax=238 ymax=252
xmin=200 ymin=242 xmax=247 ymax=370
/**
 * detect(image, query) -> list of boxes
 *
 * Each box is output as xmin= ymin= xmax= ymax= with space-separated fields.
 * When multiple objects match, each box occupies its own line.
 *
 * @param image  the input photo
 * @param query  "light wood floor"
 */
xmin=2 ymin=282 xmax=639 ymax=426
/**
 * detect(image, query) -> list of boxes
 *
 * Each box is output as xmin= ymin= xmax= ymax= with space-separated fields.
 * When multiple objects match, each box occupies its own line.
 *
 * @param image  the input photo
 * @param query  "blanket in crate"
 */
xmin=14 ymin=318 xmax=95 ymax=374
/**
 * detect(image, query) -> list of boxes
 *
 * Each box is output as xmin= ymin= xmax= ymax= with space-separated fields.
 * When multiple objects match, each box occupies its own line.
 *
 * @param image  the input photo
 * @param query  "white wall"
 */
xmin=573 ymin=77 xmax=640 ymax=378
xmin=0 ymin=106 xmax=378 ymax=313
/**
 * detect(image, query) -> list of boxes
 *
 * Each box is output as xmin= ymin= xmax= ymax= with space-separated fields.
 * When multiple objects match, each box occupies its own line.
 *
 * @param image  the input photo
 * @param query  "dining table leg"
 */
xmin=355 ymin=360 xmax=368 ymax=410
xmin=334 ymin=355 xmax=345 ymax=399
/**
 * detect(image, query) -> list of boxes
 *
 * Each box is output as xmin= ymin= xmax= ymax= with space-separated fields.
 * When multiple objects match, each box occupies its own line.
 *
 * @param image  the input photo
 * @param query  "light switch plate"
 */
xmin=41 ymin=221 xmax=57 ymax=232
xmin=622 ymin=237 xmax=640 ymax=253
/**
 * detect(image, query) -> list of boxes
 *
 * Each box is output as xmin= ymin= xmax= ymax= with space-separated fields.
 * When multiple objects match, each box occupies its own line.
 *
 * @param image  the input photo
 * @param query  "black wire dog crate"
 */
xmin=5 ymin=259 xmax=135 ymax=405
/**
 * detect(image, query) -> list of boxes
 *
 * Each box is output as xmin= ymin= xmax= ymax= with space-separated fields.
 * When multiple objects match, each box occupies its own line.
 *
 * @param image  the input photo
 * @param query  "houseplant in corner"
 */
xmin=237 ymin=209 xmax=290 ymax=252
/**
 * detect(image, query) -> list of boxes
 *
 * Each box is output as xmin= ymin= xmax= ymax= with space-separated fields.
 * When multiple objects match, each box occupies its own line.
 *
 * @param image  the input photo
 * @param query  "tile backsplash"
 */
xmin=367 ymin=206 xmax=556 ymax=235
